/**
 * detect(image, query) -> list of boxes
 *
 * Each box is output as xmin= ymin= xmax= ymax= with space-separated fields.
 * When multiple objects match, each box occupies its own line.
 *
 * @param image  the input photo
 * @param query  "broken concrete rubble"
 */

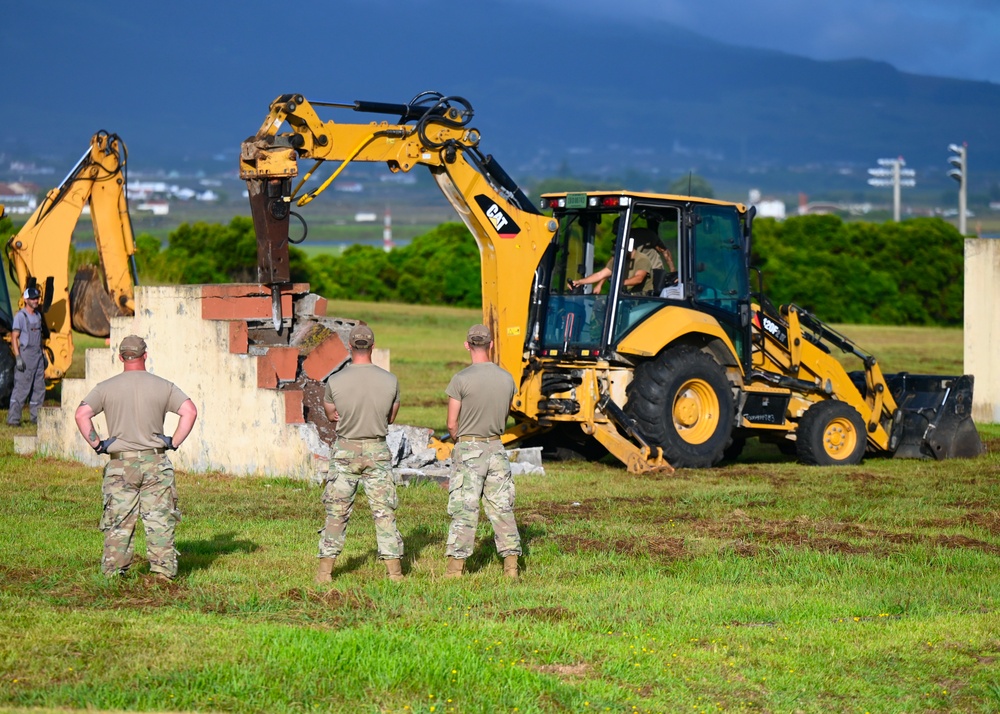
xmin=382 ymin=424 xmax=545 ymax=485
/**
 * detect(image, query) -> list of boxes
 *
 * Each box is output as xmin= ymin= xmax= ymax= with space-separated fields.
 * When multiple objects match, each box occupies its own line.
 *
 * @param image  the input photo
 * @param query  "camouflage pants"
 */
xmin=100 ymin=454 xmax=181 ymax=578
xmin=319 ymin=439 xmax=404 ymax=560
xmin=446 ymin=440 xmax=521 ymax=559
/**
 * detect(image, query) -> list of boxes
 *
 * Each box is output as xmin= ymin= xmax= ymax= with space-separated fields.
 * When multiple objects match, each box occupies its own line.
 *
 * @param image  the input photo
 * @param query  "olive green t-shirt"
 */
xmin=445 ymin=362 xmax=515 ymax=438
xmin=603 ymin=251 xmax=654 ymax=293
xmin=324 ymin=363 xmax=400 ymax=439
xmin=82 ymin=370 xmax=189 ymax=451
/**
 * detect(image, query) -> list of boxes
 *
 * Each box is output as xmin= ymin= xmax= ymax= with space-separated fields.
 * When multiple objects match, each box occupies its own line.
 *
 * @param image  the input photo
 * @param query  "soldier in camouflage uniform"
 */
xmin=74 ymin=335 xmax=198 ymax=581
xmin=317 ymin=324 xmax=405 ymax=583
xmin=444 ymin=324 xmax=522 ymax=580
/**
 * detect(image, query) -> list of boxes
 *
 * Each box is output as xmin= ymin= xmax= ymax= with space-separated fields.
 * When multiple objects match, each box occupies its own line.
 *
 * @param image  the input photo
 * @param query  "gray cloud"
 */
xmin=527 ymin=0 xmax=1000 ymax=83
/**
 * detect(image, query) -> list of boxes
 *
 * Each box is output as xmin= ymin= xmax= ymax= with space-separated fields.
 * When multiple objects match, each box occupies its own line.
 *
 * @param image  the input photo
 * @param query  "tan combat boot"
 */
xmin=503 ymin=555 xmax=520 ymax=580
xmin=315 ymin=557 xmax=336 ymax=584
xmin=384 ymin=558 xmax=405 ymax=582
xmin=444 ymin=556 xmax=465 ymax=579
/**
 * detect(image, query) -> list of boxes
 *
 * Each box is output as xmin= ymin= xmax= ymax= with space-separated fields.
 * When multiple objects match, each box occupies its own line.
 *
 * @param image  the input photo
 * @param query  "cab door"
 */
xmin=690 ymin=204 xmax=752 ymax=365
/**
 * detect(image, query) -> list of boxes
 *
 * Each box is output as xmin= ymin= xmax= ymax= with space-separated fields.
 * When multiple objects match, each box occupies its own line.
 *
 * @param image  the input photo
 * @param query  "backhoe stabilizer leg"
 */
xmin=589 ymin=421 xmax=674 ymax=474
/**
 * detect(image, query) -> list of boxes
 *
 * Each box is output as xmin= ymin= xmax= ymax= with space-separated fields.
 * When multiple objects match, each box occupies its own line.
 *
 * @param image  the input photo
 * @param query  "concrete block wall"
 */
xmin=36 ymin=284 xmax=386 ymax=479
xmin=965 ymin=239 xmax=1000 ymax=424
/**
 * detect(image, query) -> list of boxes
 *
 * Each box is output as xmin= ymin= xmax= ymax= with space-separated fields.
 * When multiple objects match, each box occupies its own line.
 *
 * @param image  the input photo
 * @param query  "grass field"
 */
xmin=2 ymin=302 xmax=998 ymax=713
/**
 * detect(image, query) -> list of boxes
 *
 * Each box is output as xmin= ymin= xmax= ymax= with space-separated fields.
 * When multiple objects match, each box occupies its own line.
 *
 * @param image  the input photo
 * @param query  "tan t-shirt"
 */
xmin=82 ymin=371 xmax=189 ymax=451
xmin=446 ymin=362 xmax=515 ymax=438
xmin=324 ymin=363 xmax=400 ymax=439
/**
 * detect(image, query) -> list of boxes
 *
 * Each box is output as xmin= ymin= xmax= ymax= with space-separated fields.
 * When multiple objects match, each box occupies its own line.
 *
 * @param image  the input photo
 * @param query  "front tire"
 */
xmin=796 ymin=400 xmax=867 ymax=466
xmin=625 ymin=346 xmax=735 ymax=468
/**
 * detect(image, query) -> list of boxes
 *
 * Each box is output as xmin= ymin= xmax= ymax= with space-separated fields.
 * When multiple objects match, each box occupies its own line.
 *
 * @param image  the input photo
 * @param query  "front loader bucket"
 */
xmin=70 ymin=264 xmax=120 ymax=338
xmin=885 ymin=374 xmax=985 ymax=460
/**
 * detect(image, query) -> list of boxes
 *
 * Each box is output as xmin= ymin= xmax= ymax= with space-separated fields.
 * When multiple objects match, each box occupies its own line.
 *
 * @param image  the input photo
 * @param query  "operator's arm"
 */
xmin=622 ymin=269 xmax=649 ymax=289
xmin=9 ymin=329 xmax=20 ymax=359
xmin=170 ymin=399 xmax=198 ymax=448
xmin=74 ymin=402 xmax=101 ymax=449
xmin=447 ymin=397 xmax=462 ymax=441
xmin=568 ymin=266 xmax=612 ymax=291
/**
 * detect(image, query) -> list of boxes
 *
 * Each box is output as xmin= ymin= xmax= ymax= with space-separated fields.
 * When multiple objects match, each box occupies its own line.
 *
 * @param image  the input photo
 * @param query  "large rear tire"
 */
xmin=796 ymin=400 xmax=866 ymax=466
xmin=625 ymin=346 xmax=735 ymax=468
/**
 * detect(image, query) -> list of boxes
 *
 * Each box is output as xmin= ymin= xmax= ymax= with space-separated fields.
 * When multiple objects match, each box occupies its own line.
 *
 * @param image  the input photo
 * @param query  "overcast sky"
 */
xmin=536 ymin=0 xmax=1000 ymax=84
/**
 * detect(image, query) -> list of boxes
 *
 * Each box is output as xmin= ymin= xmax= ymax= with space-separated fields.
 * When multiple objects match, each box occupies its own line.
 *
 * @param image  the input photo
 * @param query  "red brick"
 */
xmin=257 ymin=346 xmax=299 ymax=388
xmin=200 ymin=283 xmax=311 ymax=321
xmin=283 ymin=388 xmax=305 ymax=424
xmin=302 ymin=333 xmax=350 ymax=381
xmin=228 ymin=321 xmax=249 ymax=354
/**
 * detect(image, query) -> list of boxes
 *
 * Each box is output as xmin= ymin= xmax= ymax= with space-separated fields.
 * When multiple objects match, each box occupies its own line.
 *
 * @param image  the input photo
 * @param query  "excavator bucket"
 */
xmin=69 ymin=264 xmax=120 ymax=338
xmin=885 ymin=374 xmax=985 ymax=460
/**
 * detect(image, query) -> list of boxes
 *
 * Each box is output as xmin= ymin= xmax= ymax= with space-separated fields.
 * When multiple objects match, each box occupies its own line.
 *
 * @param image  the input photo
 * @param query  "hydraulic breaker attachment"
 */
xmin=885 ymin=374 xmax=984 ymax=460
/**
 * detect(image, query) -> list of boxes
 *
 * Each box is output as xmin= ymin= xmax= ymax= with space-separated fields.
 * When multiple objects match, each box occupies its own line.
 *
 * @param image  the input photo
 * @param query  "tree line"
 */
xmin=81 ymin=213 xmax=964 ymax=327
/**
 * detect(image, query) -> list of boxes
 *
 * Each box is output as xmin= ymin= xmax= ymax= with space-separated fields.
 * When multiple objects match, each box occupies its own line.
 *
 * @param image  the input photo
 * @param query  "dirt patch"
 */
xmin=934 ymin=535 xmax=1000 ymax=555
xmin=687 ymin=514 xmax=1000 ymax=557
xmin=283 ymin=587 xmax=376 ymax=610
xmin=752 ymin=530 xmax=872 ymax=554
xmin=965 ymin=512 xmax=1000 ymax=535
xmin=525 ymin=496 xmax=677 ymax=522
xmin=845 ymin=471 xmax=889 ymax=486
xmin=528 ymin=662 xmax=593 ymax=678
xmin=720 ymin=539 xmax=759 ymax=557
xmin=498 ymin=606 xmax=571 ymax=622
xmin=556 ymin=534 xmax=686 ymax=560
xmin=981 ymin=435 xmax=1000 ymax=454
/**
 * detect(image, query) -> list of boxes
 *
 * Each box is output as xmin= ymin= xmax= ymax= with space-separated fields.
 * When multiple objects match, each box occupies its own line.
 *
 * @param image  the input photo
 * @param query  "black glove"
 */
xmin=154 ymin=433 xmax=176 ymax=450
xmin=15 ymin=355 xmax=26 ymax=372
xmin=94 ymin=437 xmax=117 ymax=454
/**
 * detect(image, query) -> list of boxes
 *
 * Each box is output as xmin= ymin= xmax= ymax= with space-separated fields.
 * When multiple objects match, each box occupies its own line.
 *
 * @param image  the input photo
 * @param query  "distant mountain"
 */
xmin=5 ymin=1 xmax=998 ymax=187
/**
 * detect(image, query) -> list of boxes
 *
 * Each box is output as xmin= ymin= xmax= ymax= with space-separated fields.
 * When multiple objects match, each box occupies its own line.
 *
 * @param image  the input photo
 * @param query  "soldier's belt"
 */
xmin=110 ymin=448 xmax=166 ymax=459
xmin=457 ymin=435 xmax=501 ymax=442
xmin=336 ymin=437 xmax=384 ymax=444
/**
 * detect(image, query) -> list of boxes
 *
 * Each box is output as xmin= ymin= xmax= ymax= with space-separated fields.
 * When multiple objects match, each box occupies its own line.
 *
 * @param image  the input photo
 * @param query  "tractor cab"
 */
xmin=530 ymin=192 xmax=752 ymax=366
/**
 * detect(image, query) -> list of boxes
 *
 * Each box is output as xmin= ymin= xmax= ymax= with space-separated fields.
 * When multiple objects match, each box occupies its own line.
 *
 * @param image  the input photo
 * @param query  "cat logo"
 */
xmin=474 ymin=194 xmax=520 ymax=239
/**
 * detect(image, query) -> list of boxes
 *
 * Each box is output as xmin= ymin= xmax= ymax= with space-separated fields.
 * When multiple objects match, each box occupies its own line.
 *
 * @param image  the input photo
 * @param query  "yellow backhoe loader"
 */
xmin=1 ymin=131 xmax=138 ymax=402
xmin=239 ymin=92 xmax=983 ymax=471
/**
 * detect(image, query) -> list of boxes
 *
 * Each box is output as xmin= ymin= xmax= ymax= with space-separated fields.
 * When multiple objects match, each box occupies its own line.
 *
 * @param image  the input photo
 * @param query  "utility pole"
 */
xmin=948 ymin=143 xmax=968 ymax=236
xmin=867 ymin=157 xmax=915 ymax=221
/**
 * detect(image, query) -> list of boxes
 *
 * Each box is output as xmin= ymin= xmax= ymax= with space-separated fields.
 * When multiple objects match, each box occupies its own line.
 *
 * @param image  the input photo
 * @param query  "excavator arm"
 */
xmin=239 ymin=93 xmax=557 ymax=390
xmin=3 ymin=130 xmax=138 ymax=385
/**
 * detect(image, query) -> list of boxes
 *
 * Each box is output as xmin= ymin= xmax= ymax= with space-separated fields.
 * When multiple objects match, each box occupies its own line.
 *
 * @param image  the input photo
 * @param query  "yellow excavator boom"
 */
xmin=3 ymin=130 xmax=138 ymax=386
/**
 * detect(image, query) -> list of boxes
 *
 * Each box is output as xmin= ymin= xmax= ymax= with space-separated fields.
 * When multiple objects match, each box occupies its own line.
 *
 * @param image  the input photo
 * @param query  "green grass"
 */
xmin=2 ymin=304 xmax=998 ymax=713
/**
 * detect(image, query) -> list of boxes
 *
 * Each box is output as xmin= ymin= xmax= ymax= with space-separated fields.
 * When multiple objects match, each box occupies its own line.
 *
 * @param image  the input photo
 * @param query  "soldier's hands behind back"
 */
xmin=94 ymin=437 xmax=117 ymax=454
xmin=154 ymin=433 xmax=176 ymax=450
xmin=15 ymin=355 xmax=26 ymax=372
